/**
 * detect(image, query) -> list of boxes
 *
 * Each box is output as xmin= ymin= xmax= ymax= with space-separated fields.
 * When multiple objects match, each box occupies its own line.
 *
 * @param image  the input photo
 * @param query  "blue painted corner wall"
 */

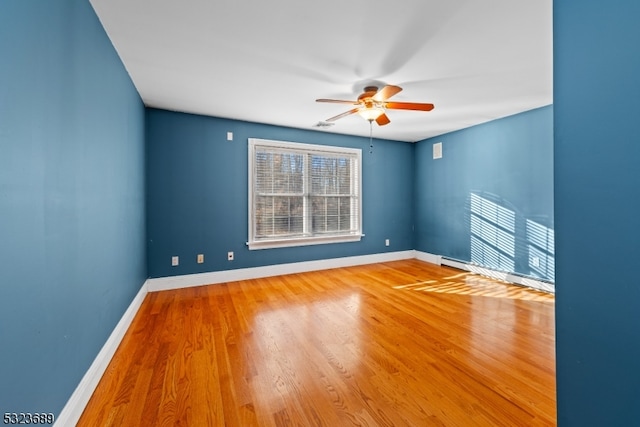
xmin=1 ymin=0 xmax=569 ymax=421
xmin=0 ymin=1 xmax=146 ymax=416
xmin=554 ymin=1 xmax=640 ymax=425
xmin=145 ymin=108 xmax=414 ymax=278
xmin=414 ymin=106 xmax=554 ymax=282
xmin=146 ymin=105 xmax=555 ymax=283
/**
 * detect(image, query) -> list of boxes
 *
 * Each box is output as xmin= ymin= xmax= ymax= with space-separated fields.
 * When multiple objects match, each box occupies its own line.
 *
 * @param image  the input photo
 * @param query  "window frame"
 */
xmin=247 ymin=138 xmax=363 ymax=250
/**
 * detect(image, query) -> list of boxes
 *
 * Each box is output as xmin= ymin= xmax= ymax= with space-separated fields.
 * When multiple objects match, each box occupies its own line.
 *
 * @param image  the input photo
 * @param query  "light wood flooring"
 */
xmin=78 ymin=259 xmax=555 ymax=426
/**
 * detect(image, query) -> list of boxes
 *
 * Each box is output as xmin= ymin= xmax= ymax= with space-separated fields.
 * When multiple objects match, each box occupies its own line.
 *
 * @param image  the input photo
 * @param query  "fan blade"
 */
xmin=373 ymin=85 xmax=402 ymax=102
xmin=326 ymin=108 xmax=359 ymax=122
xmin=385 ymin=101 xmax=434 ymax=111
xmin=376 ymin=113 xmax=391 ymax=126
xmin=316 ymin=98 xmax=358 ymax=105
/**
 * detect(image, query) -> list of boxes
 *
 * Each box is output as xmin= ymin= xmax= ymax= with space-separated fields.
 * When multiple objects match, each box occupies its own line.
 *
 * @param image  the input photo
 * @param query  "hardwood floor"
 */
xmin=78 ymin=259 xmax=555 ymax=426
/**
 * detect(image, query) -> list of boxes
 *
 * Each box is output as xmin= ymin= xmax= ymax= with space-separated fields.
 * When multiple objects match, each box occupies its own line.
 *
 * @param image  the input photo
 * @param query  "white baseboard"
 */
xmin=415 ymin=251 xmax=442 ymax=265
xmin=416 ymin=251 xmax=555 ymax=293
xmin=147 ymin=250 xmax=417 ymax=292
xmin=55 ymin=251 xmax=414 ymax=424
xmin=54 ymin=281 xmax=149 ymax=427
xmin=58 ymin=249 xmax=553 ymax=424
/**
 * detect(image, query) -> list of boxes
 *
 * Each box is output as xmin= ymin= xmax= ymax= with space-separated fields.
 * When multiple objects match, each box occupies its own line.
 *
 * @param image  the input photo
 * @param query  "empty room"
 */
xmin=1 ymin=1 xmax=639 ymax=426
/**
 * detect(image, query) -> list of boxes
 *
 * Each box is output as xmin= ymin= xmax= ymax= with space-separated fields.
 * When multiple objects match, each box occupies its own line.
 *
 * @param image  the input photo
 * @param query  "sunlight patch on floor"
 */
xmin=393 ymin=274 xmax=554 ymax=302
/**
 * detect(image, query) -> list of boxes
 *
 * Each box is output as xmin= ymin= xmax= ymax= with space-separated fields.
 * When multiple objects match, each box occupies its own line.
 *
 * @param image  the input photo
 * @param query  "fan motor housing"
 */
xmin=358 ymin=86 xmax=379 ymax=101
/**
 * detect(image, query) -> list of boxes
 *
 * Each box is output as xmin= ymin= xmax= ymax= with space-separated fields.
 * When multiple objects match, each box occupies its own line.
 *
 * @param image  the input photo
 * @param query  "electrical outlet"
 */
xmin=197 ymin=254 xmax=204 ymax=264
xmin=532 ymin=256 xmax=540 ymax=268
xmin=385 ymin=239 xmax=390 ymax=247
xmin=228 ymin=251 xmax=234 ymax=261
xmin=227 ymin=131 xmax=233 ymax=141
xmin=171 ymin=256 xmax=179 ymax=266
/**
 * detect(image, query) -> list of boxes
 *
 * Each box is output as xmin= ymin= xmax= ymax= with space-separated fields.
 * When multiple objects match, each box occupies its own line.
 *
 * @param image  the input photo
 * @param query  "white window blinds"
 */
xmin=248 ymin=138 xmax=362 ymax=250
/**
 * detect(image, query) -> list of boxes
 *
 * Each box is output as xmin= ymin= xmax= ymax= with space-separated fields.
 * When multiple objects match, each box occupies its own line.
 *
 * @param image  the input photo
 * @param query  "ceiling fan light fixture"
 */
xmin=358 ymin=106 xmax=384 ymax=121
xmin=317 ymin=84 xmax=434 ymax=127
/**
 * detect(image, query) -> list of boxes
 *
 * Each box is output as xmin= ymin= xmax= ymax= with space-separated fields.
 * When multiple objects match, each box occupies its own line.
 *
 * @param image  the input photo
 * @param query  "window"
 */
xmin=248 ymin=138 xmax=362 ymax=250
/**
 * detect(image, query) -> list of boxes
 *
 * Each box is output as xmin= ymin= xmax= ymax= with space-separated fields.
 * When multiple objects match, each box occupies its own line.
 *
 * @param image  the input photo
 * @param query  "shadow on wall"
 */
xmin=467 ymin=191 xmax=555 ymax=283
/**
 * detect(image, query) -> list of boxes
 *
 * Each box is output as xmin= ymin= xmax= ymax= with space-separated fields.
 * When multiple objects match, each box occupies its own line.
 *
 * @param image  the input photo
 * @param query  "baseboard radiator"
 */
xmin=443 ymin=257 xmax=554 ymax=294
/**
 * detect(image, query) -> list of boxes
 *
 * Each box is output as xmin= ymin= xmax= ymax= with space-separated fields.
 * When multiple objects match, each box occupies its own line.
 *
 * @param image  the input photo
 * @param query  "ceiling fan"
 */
xmin=316 ymin=85 xmax=434 ymax=126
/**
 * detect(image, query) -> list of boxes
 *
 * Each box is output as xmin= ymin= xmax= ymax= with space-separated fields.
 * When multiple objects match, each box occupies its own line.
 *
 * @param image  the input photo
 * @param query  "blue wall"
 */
xmin=554 ymin=1 xmax=640 ymax=425
xmin=414 ymin=106 xmax=554 ymax=281
xmin=146 ymin=109 xmax=414 ymax=278
xmin=0 ymin=1 xmax=146 ymax=416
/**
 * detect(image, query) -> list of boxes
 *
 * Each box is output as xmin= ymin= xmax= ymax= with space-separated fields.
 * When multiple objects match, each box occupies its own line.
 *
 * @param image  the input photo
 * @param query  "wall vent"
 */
xmin=313 ymin=121 xmax=335 ymax=129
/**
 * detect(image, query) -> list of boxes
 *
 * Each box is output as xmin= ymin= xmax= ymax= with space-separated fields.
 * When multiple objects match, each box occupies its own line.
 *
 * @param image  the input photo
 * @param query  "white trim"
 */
xmin=247 ymin=137 xmax=363 ymax=251
xmin=148 ymin=250 xmax=554 ymax=293
xmin=58 ymin=249 xmax=553 ymax=423
xmin=54 ymin=282 xmax=149 ymax=427
xmin=247 ymin=233 xmax=363 ymax=250
xmin=248 ymin=137 xmax=361 ymax=155
xmin=147 ymin=250 xmax=416 ymax=292
xmin=416 ymin=251 xmax=555 ymax=293
xmin=415 ymin=251 xmax=442 ymax=265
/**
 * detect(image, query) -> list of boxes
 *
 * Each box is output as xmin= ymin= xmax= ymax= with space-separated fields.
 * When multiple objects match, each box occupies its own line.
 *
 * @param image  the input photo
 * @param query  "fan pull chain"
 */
xmin=369 ymin=119 xmax=373 ymax=154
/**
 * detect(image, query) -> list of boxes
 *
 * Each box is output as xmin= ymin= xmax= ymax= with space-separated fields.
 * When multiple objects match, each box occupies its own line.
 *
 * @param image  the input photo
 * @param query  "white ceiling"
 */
xmin=89 ymin=0 xmax=552 ymax=143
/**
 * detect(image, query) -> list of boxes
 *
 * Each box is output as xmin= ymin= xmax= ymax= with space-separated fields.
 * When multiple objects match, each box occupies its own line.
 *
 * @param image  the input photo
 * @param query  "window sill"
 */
xmin=247 ymin=234 xmax=364 ymax=250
